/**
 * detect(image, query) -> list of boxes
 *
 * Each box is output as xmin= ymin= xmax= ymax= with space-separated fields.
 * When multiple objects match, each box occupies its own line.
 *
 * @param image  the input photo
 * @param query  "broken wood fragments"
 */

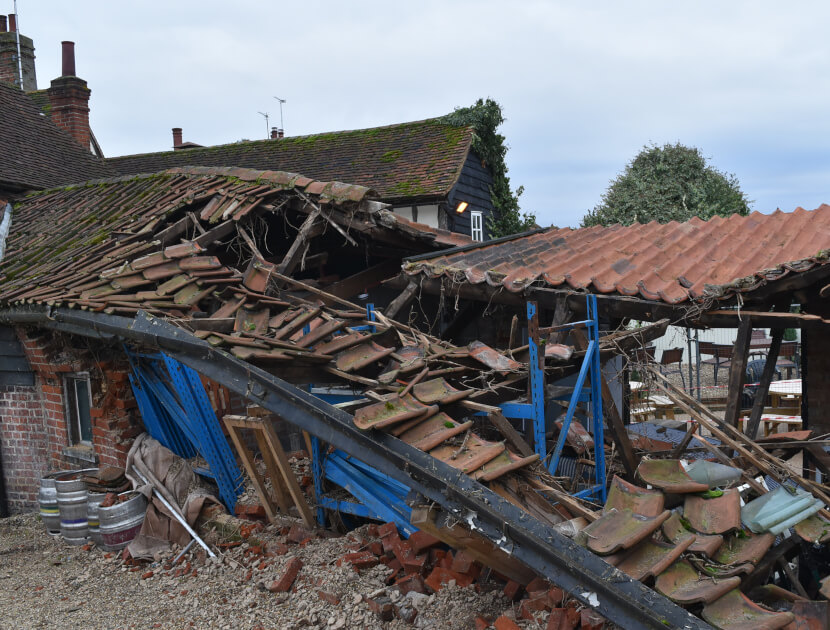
xmin=223 ymin=414 xmax=315 ymax=528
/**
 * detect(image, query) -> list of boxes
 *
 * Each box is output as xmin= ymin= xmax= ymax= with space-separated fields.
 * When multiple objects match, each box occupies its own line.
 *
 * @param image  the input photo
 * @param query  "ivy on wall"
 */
xmin=441 ymin=99 xmax=537 ymax=238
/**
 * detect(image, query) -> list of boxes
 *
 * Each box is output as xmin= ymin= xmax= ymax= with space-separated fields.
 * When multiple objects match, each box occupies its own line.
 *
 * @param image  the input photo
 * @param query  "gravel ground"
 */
xmin=0 ymin=513 xmax=519 ymax=630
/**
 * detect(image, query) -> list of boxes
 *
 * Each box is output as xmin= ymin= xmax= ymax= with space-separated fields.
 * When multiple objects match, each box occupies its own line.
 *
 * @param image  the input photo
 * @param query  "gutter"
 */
xmin=0 ymin=305 xmax=711 ymax=630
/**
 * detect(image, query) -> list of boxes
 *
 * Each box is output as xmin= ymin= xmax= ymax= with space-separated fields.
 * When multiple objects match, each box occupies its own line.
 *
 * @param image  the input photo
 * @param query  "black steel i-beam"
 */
xmin=0 ymin=306 xmax=710 ymax=630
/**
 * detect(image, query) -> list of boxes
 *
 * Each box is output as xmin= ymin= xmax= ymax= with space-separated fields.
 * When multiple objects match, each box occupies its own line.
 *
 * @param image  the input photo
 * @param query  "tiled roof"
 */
xmin=106 ymin=119 xmax=474 ymax=202
xmin=0 ymin=82 xmax=115 ymax=191
xmin=0 ymin=166 xmax=466 ymax=303
xmin=404 ymin=206 xmax=830 ymax=305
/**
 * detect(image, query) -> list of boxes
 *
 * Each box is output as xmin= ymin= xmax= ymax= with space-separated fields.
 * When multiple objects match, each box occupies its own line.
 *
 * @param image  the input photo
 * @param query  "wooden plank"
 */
xmin=410 ymin=505 xmax=537 ymax=585
xmin=572 ymin=328 xmax=639 ymax=480
xmin=744 ymin=328 xmax=784 ymax=439
xmin=0 ymin=371 xmax=35 ymax=386
xmin=724 ymin=317 xmax=753 ymax=428
xmin=0 ymin=340 xmax=24 ymax=355
xmin=670 ymin=422 xmax=699 ymax=458
xmin=324 ymin=259 xmax=402 ymax=301
xmin=488 ymin=410 xmax=534 ymax=458
xmin=253 ymin=429 xmax=293 ymax=514
xmin=259 ymin=418 xmax=316 ymax=527
xmin=384 ymin=280 xmax=419 ymax=321
xmin=223 ymin=421 xmax=278 ymax=523
xmin=699 ymin=309 xmax=830 ymax=328
xmin=276 ymin=210 xmax=324 ymax=277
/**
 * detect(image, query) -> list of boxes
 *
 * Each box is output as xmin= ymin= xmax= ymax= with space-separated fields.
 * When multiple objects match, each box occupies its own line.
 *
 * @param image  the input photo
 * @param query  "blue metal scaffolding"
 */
xmin=127 ymin=350 xmax=244 ymax=512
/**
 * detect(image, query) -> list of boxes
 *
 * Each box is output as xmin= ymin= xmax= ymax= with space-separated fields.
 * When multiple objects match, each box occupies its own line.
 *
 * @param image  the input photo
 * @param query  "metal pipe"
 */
xmin=132 ymin=467 xmax=215 ymax=558
xmin=12 ymin=2 xmax=22 ymax=88
xmin=172 ymin=539 xmax=195 ymax=565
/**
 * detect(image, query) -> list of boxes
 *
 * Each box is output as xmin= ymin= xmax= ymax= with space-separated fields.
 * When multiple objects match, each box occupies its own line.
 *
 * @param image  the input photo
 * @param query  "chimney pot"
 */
xmin=61 ymin=41 xmax=76 ymax=77
xmin=278 ymin=129 xmax=284 ymax=139
xmin=172 ymin=127 xmax=183 ymax=149
xmin=270 ymin=127 xmax=279 ymax=139
xmin=8 ymin=13 xmax=16 ymax=32
xmin=0 ymin=16 xmax=7 ymax=32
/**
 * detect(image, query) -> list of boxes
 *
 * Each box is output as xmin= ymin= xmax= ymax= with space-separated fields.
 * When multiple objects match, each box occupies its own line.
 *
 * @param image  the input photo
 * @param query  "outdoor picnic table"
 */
xmin=739 ymin=413 xmax=802 ymax=438
xmin=767 ymin=379 xmax=802 ymax=411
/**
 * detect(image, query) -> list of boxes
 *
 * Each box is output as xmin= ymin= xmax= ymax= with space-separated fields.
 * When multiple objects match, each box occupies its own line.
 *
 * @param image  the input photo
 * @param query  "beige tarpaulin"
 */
xmin=125 ymin=433 xmax=223 ymax=559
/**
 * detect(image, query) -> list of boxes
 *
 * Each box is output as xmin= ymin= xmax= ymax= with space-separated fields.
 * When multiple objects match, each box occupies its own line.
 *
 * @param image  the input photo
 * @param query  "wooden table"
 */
xmin=740 ymin=413 xmax=802 ymax=438
xmin=768 ymin=379 xmax=802 ymax=411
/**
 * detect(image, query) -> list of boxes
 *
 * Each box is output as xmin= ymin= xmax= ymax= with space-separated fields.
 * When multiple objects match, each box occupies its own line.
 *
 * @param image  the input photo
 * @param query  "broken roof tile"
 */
xmin=468 ymin=341 xmax=523 ymax=372
xmin=576 ymin=508 xmax=670 ymax=555
xmin=636 ymin=459 xmax=709 ymax=494
xmin=701 ymin=589 xmax=794 ymax=630
xmin=793 ymin=513 xmax=830 ymax=544
xmin=604 ymin=475 xmax=665 ymax=517
xmin=654 ymin=559 xmax=741 ymax=605
xmin=353 ymin=394 xmax=438 ymax=431
xmin=662 ymin=511 xmax=724 ymax=558
xmin=429 ymin=433 xmax=505 ymax=475
xmin=612 ymin=536 xmax=694 ymax=582
xmin=335 ymin=341 xmax=395 ymax=372
xmin=396 ymin=413 xmax=472 ymax=451
xmin=411 ymin=378 xmax=472 ymax=406
xmin=684 ymin=489 xmax=742 ymax=535
xmin=714 ymin=531 xmax=775 ymax=566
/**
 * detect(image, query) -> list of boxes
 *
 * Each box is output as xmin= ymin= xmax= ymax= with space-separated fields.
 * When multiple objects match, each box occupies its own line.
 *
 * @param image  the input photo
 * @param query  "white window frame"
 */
xmin=64 ymin=373 xmax=93 ymax=445
xmin=471 ymin=211 xmax=484 ymax=242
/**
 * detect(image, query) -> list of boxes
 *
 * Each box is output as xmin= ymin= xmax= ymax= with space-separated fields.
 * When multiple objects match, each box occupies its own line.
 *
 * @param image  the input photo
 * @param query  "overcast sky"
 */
xmin=13 ymin=1 xmax=830 ymax=227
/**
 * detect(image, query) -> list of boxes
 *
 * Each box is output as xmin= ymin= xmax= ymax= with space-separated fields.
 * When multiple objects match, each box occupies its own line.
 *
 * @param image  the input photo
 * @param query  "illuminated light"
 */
xmin=455 ymin=201 xmax=469 ymax=214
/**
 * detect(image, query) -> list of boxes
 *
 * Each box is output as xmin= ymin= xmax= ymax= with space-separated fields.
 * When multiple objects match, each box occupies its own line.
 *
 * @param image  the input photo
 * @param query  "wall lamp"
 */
xmin=455 ymin=201 xmax=469 ymax=214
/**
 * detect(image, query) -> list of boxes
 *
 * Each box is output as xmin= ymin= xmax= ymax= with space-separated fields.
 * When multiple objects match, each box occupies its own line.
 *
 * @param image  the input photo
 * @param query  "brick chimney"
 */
xmin=46 ymin=41 xmax=91 ymax=150
xmin=0 ymin=14 xmax=38 ymax=90
xmin=172 ymin=127 xmax=183 ymax=149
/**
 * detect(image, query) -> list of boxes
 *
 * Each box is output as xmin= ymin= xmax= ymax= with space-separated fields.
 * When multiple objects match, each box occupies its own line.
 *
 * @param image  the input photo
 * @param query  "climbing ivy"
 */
xmin=440 ymin=99 xmax=537 ymax=238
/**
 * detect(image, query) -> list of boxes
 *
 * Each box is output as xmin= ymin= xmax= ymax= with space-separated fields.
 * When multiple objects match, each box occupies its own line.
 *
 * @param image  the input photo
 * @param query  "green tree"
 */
xmin=582 ymin=143 xmax=751 ymax=227
xmin=441 ymin=99 xmax=536 ymax=238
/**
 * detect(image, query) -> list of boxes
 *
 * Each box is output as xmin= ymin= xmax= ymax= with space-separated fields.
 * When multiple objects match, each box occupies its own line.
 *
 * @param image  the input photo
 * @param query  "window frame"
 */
xmin=64 ymin=373 xmax=93 ymax=445
xmin=470 ymin=210 xmax=484 ymax=242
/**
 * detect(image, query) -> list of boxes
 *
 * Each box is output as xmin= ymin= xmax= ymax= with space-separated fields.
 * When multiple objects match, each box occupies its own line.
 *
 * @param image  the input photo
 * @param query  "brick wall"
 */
xmin=0 ymin=384 xmax=48 ymax=512
xmin=0 ymin=327 xmax=144 ymax=512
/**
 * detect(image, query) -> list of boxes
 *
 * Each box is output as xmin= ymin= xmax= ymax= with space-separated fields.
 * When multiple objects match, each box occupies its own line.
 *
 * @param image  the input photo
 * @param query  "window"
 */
xmin=471 ymin=211 xmax=484 ymax=242
xmin=65 ymin=374 xmax=92 ymax=444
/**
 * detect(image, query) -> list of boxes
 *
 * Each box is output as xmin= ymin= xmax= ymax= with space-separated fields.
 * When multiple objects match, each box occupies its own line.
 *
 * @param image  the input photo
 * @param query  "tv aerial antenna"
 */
xmin=273 ymin=97 xmax=286 ymax=134
xmin=257 ymin=111 xmax=270 ymax=139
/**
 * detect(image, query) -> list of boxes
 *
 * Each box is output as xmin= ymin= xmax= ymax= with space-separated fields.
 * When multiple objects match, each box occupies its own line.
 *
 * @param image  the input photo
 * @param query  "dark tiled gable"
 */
xmin=107 ymin=119 xmax=474 ymax=202
xmin=0 ymin=82 xmax=115 ymax=191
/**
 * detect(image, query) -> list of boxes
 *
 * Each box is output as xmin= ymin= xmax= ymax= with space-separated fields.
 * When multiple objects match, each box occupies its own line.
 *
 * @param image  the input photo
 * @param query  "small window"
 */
xmin=65 ymin=374 xmax=93 ymax=444
xmin=471 ymin=211 xmax=484 ymax=242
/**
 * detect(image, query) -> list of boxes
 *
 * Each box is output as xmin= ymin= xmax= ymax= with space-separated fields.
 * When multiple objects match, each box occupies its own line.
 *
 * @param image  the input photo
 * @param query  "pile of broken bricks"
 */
xmin=570 ymin=459 xmax=830 ymax=630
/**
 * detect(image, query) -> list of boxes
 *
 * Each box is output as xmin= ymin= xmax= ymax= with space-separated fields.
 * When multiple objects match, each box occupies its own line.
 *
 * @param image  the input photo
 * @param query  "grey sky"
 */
xmin=14 ymin=1 xmax=830 ymax=227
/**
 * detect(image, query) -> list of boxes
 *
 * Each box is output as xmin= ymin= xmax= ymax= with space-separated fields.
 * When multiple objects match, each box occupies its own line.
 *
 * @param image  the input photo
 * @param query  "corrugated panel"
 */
xmin=403 ymin=206 xmax=830 ymax=305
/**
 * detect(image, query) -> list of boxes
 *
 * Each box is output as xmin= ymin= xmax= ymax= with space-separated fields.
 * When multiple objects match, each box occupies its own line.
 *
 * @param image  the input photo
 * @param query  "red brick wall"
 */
xmin=0 ymin=384 xmax=49 ymax=513
xmin=0 ymin=327 xmax=144 ymax=512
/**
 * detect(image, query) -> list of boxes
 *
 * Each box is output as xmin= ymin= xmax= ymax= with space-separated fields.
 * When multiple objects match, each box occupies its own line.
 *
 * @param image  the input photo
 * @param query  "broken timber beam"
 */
xmin=488 ymin=410 xmax=535 ymax=458
xmin=384 ymin=280 xmax=418 ymax=320
xmin=276 ymin=210 xmax=324 ymax=276
xmin=411 ymin=504 xmax=537 ymax=585
xmin=744 ymin=328 xmax=784 ymax=439
xmin=724 ymin=317 xmax=753 ymax=428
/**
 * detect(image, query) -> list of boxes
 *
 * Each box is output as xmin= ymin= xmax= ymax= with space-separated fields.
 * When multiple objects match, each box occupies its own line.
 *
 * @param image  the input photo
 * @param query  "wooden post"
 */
xmin=488 ymin=410 xmax=535 ymax=458
xmin=723 ymin=317 xmax=753 ymax=428
xmin=744 ymin=328 xmax=783 ymax=439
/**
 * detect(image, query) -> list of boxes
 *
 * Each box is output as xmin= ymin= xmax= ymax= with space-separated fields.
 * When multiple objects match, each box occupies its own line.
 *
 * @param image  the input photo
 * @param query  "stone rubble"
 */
xmin=0 ymin=512 xmax=614 ymax=629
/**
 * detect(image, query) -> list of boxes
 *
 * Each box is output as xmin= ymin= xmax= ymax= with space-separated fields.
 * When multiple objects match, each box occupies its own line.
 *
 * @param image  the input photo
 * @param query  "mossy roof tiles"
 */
xmin=107 ymin=118 xmax=474 ymax=203
xmin=0 ymin=81 xmax=115 ymax=191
